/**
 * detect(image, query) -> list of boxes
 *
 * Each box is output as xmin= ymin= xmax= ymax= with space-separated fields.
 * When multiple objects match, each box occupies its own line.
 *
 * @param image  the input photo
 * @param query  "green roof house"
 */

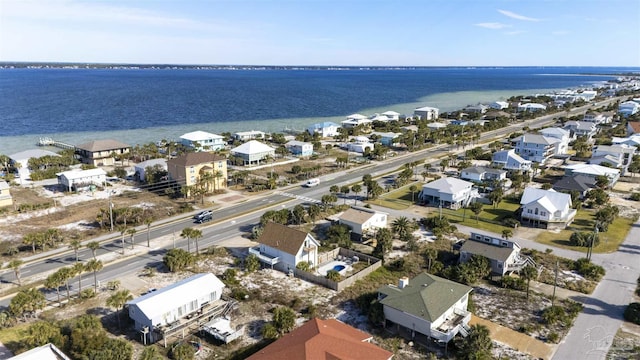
xmin=377 ymin=273 xmax=473 ymax=343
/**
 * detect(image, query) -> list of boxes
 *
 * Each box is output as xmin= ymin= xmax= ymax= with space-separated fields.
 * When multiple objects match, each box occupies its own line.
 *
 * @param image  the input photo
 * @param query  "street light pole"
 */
xmin=108 ymin=190 xmax=114 ymax=232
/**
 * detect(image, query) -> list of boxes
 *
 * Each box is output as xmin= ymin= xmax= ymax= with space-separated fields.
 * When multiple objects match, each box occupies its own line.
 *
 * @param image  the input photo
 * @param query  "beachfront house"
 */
xmin=418 ymin=177 xmax=476 ymax=209
xmin=460 ymin=166 xmax=507 ymax=184
xmin=517 ymin=103 xmax=547 ymax=113
xmin=246 ymin=318 xmax=393 ymax=360
xmin=460 ymin=232 xmax=535 ymax=276
xmin=590 ymin=144 xmax=636 ymax=174
xmin=249 ymin=222 xmax=320 ymax=273
xmin=464 ymin=104 xmax=489 ymax=114
xmin=539 ymin=127 xmax=571 ymax=155
xmin=491 ymin=149 xmax=532 ymax=172
xmin=337 ymin=207 xmax=388 ymax=239
xmin=564 ymin=121 xmax=598 ymax=140
xmin=166 ymin=152 xmax=227 ymax=193
xmin=519 ymin=187 xmax=576 ymax=229
xmin=342 ymin=114 xmax=373 ymax=131
xmin=9 ymin=343 xmax=71 ymax=360
xmin=8 ymin=149 xmax=61 ymax=181
xmin=75 ymin=139 xmax=131 ymax=167
xmin=381 ymin=110 xmax=401 ymax=122
xmin=230 ymin=140 xmax=276 ymax=166
xmin=285 ymin=140 xmax=313 ymax=157
xmin=307 ymin=122 xmax=341 ymax=138
xmin=552 ymin=175 xmax=596 ymax=199
xmin=512 ymin=133 xmax=556 ymax=164
xmin=413 ymin=106 xmax=439 ymax=120
xmin=564 ymin=163 xmax=620 ymax=187
xmin=619 ymin=100 xmax=640 ymax=117
xmin=127 ymin=273 xmax=226 ymax=344
xmin=490 ymin=101 xmax=509 ymax=110
xmin=179 ymin=131 xmax=225 ymax=152
xmin=134 ymin=158 xmax=168 ymax=183
xmin=233 ymin=130 xmax=266 ymax=142
xmin=57 ymin=168 xmax=107 ymax=192
xmin=377 ymin=273 xmax=472 ymax=344
xmin=0 ymin=181 xmax=12 ymax=208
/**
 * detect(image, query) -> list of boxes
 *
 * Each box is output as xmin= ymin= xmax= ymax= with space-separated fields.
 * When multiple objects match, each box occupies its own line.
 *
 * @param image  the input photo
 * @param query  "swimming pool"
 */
xmin=317 ymin=260 xmax=352 ymax=276
xmin=333 ymin=265 xmax=346 ymax=272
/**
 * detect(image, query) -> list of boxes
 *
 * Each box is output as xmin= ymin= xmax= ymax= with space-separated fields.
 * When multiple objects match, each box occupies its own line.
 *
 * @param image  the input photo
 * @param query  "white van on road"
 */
xmin=304 ymin=178 xmax=320 ymax=187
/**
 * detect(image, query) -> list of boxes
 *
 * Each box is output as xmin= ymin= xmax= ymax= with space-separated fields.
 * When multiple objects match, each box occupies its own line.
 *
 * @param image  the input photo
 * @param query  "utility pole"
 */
xmin=552 ymin=260 xmax=559 ymax=306
xmin=108 ymin=190 xmax=114 ymax=232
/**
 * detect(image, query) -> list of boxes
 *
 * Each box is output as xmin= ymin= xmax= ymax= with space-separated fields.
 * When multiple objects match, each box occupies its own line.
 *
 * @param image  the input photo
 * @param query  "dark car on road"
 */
xmin=194 ymin=210 xmax=212 ymax=220
xmin=195 ymin=213 xmax=213 ymax=224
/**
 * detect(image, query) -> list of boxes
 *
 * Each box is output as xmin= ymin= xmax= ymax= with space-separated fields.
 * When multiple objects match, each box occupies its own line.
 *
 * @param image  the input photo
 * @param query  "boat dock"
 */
xmin=37 ymin=137 xmax=76 ymax=150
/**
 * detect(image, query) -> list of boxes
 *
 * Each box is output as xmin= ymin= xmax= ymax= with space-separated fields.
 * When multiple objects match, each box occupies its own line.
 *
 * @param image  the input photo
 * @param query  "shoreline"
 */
xmin=0 ymin=86 xmax=587 ymax=155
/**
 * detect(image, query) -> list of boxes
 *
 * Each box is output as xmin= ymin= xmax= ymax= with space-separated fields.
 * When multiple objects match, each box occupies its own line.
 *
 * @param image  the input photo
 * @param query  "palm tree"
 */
xmin=45 ymin=271 xmax=64 ymax=306
xmin=180 ymin=227 xmax=194 ymax=252
xmin=409 ymin=184 xmax=419 ymax=203
xmin=58 ymin=267 xmax=74 ymax=302
xmin=424 ymin=248 xmax=438 ymax=272
xmin=68 ymin=239 xmax=82 ymax=262
xmin=85 ymin=259 xmax=103 ymax=293
xmin=86 ymin=241 xmax=100 ymax=260
xmin=8 ymin=259 xmax=23 ymax=286
xmin=392 ymin=216 xmax=412 ymax=239
xmin=307 ymin=204 xmax=321 ymax=225
xmin=501 ymin=229 xmax=513 ymax=241
xmin=127 ymin=228 xmax=137 ymax=249
xmin=118 ymin=226 xmax=128 ymax=255
xmin=191 ymin=228 xmax=203 ymax=255
xmin=521 ymin=265 xmax=538 ymax=301
xmin=351 ymin=184 xmax=362 ymax=206
xmin=144 ymin=217 xmax=154 ymax=247
xmin=340 ymin=185 xmax=350 ymax=204
xmin=107 ymin=289 xmax=133 ymax=330
xmin=72 ymin=262 xmax=85 ymax=295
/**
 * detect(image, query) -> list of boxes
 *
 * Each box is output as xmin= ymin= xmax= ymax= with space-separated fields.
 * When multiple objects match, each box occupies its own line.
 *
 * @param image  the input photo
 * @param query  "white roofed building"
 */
xmin=134 ymin=158 xmax=168 ymax=183
xmin=127 ymin=273 xmax=225 ymax=344
xmin=492 ymin=149 xmax=532 ymax=172
xmin=490 ymin=101 xmax=509 ymax=110
xmin=0 ymin=181 xmax=12 ymax=208
xmin=9 ymin=149 xmax=61 ymax=181
xmin=539 ymin=127 xmax=571 ymax=155
xmin=519 ymin=187 xmax=576 ymax=229
xmin=230 ymin=140 xmax=276 ymax=165
xmin=233 ymin=130 xmax=266 ymax=141
xmin=564 ymin=163 xmax=620 ymax=187
xmin=517 ymin=103 xmax=547 ymax=112
xmin=419 ymin=177 xmax=477 ymax=209
xmin=9 ymin=343 xmax=71 ymax=360
xmin=307 ymin=122 xmax=341 ymax=138
xmin=57 ymin=168 xmax=107 ymax=192
xmin=180 ymin=131 xmax=225 ymax=151
xmin=414 ymin=106 xmax=439 ymax=120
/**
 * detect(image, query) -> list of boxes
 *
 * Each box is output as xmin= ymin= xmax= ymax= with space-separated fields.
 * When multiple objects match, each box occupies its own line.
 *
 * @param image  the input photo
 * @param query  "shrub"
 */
xmin=624 ymin=303 xmax=640 ymax=325
xmin=80 ymin=289 xmax=96 ymax=299
xmin=630 ymin=193 xmax=640 ymax=201
xmin=326 ymin=270 xmax=341 ymax=281
xmin=573 ymin=258 xmax=605 ymax=281
xmin=547 ymin=332 xmax=560 ymax=343
xmin=541 ymin=305 xmax=565 ymax=325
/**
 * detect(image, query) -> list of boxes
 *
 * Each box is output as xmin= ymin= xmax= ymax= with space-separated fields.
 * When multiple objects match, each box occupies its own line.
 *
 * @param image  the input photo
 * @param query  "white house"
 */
xmin=0 ymin=181 xmax=12 ymax=208
xmin=285 ymin=140 xmax=313 ymax=157
xmin=564 ymin=121 xmax=598 ymax=140
xmin=414 ymin=106 xmax=440 ymax=120
xmin=590 ymin=144 xmax=636 ymax=174
xmin=517 ymin=103 xmax=547 ymax=112
xmin=233 ymin=130 xmax=266 ymax=141
xmin=460 ymin=166 xmax=507 ymax=183
xmin=341 ymin=114 xmax=373 ymax=130
xmin=230 ymin=140 xmax=276 ymax=165
xmin=490 ymin=101 xmax=509 ymax=110
xmin=307 ymin=122 xmax=341 ymax=138
xmin=426 ymin=122 xmax=447 ymax=130
xmin=337 ymin=207 xmax=388 ymax=238
xmin=461 ymin=232 xmax=535 ymax=276
xmin=381 ymin=110 xmax=401 ymax=121
xmin=564 ymin=163 xmax=621 ymax=186
xmin=377 ymin=273 xmax=472 ymax=344
xmin=539 ymin=127 xmax=571 ymax=155
xmin=512 ymin=133 xmax=556 ymax=164
xmin=372 ymin=132 xmax=402 ymax=147
xmin=134 ymin=158 xmax=167 ymax=182
xmin=127 ymin=273 xmax=225 ymax=344
xmin=249 ymin=222 xmax=320 ymax=272
xmin=57 ymin=168 xmax=107 ymax=192
xmin=346 ymin=142 xmax=374 ymax=153
xmin=491 ymin=149 xmax=532 ymax=172
xmin=464 ymin=104 xmax=489 ymax=114
xmin=619 ymin=100 xmax=640 ymax=117
xmin=519 ymin=187 xmax=576 ymax=229
xmin=583 ymin=112 xmax=613 ymax=125
xmin=418 ymin=177 xmax=476 ymax=209
xmin=9 ymin=149 xmax=60 ymax=181
xmin=613 ymin=134 xmax=640 ymax=147
xmin=179 ymin=130 xmax=225 ymax=151
xmin=9 ymin=343 xmax=71 ymax=360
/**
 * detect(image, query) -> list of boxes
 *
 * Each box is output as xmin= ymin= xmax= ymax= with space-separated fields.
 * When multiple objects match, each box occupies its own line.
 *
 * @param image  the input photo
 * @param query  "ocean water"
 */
xmin=0 ymin=66 xmax=634 ymax=154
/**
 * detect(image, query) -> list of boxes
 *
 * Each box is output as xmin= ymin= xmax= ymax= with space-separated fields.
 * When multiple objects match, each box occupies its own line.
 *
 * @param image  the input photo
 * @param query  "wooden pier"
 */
xmin=37 ymin=137 xmax=76 ymax=150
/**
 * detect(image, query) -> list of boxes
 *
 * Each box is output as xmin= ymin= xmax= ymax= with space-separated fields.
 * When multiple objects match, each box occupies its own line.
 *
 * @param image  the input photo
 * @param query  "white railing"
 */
xmin=248 ymin=247 xmax=280 ymax=266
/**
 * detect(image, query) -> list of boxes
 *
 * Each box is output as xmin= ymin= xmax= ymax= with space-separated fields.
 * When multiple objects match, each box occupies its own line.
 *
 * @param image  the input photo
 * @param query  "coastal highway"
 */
xmin=0 ymin=96 xmax=621 ymax=307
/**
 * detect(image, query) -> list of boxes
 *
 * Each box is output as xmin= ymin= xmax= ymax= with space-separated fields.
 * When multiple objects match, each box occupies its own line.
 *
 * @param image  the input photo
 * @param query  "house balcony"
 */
xmin=522 ymin=209 xmax=576 ymax=224
xmin=248 ymin=247 xmax=280 ymax=266
xmin=432 ymin=308 xmax=472 ymax=343
xmin=505 ymin=255 xmax=537 ymax=272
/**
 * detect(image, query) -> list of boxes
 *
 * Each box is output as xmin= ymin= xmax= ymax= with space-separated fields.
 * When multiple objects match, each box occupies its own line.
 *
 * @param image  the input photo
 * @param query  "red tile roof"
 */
xmin=247 ymin=318 xmax=393 ymax=360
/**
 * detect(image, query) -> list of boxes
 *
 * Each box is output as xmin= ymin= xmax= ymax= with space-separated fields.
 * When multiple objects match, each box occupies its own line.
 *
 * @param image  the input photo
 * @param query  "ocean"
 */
xmin=0 ymin=66 xmax=635 ymax=154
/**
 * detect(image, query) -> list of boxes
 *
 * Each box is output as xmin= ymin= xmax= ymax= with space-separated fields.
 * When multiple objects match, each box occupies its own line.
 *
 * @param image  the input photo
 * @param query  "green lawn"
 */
xmin=366 ymin=182 xmax=420 ymax=210
xmin=435 ymin=199 xmax=521 ymax=234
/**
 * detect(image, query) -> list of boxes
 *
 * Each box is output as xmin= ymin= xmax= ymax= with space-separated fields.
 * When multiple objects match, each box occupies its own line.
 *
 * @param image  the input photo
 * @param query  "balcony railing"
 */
xmin=248 ymin=247 xmax=280 ymax=266
xmin=432 ymin=309 xmax=472 ymax=342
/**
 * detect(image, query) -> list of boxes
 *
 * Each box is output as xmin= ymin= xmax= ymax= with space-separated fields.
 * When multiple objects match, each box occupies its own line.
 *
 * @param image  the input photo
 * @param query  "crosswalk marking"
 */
xmin=274 ymin=191 xmax=321 ymax=204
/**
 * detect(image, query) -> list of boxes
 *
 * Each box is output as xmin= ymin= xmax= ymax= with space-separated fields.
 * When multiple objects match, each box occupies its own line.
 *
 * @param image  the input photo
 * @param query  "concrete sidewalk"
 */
xmin=470 ymin=315 xmax=555 ymax=360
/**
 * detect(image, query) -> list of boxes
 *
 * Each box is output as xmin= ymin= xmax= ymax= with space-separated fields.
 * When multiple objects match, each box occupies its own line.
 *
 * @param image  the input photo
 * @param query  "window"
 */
xmin=541 ymin=211 xmax=546 ymax=216
xmin=189 ymin=166 xmax=195 ymax=174
xmin=534 ymin=208 xmax=539 ymax=215
xmin=527 ymin=209 xmax=532 ymax=214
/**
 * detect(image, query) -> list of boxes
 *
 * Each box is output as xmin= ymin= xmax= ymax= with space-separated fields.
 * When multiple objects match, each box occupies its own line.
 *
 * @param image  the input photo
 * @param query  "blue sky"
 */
xmin=1 ymin=0 xmax=638 ymax=66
